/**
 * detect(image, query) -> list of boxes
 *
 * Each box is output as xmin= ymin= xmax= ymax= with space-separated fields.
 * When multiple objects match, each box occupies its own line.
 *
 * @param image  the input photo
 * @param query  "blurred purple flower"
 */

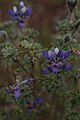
xmin=28 ymin=96 xmax=43 ymax=113
xmin=5 ymin=85 xmax=20 ymax=99
xmin=33 ymin=96 xmax=43 ymax=105
xmin=21 ymin=78 xmax=33 ymax=85
xmin=28 ymin=105 xmax=34 ymax=113
xmin=9 ymin=1 xmax=32 ymax=28
xmin=42 ymin=47 xmax=70 ymax=61
xmin=5 ymin=88 xmax=11 ymax=94
xmin=13 ymin=85 xmax=20 ymax=99
xmin=5 ymin=78 xmax=33 ymax=99
xmin=42 ymin=47 xmax=72 ymax=75
xmin=61 ymin=63 xmax=73 ymax=71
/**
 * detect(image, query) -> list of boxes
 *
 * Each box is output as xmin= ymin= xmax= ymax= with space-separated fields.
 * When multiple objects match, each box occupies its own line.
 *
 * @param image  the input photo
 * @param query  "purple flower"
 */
xmin=21 ymin=78 xmax=33 ymax=85
xmin=5 ymin=85 xmax=20 ymax=99
xmin=28 ymin=96 xmax=43 ymax=113
xmin=13 ymin=85 xmax=20 ymax=99
xmin=61 ymin=63 xmax=73 ymax=71
xmin=42 ymin=64 xmax=60 ymax=75
xmin=42 ymin=47 xmax=72 ymax=75
xmin=58 ymin=50 xmax=70 ymax=60
xmin=5 ymin=78 xmax=33 ymax=99
xmin=9 ymin=1 xmax=32 ymax=28
xmin=42 ymin=47 xmax=70 ymax=62
xmin=33 ymin=96 xmax=43 ymax=105
xmin=5 ymin=88 xmax=11 ymax=94
xmin=28 ymin=105 xmax=34 ymax=113
xmin=42 ymin=50 xmax=55 ymax=61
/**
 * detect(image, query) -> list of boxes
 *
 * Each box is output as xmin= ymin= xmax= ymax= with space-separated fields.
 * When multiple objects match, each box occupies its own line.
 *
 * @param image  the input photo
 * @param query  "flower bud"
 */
xmin=67 ymin=0 xmax=77 ymax=13
xmin=54 ymin=47 xmax=59 ymax=54
xmin=20 ymin=1 xmax=24 ymax=8
xmin=21 ymin=6 xmax=26 ymax=14
xmin=13 ymin=6 xmax=18 ymax=13
xmin=63 ymin=33 xmax=71 ymax=43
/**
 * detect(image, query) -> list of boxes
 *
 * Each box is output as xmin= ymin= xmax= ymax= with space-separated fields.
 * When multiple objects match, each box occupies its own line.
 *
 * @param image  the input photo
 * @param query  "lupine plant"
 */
xmin=0 ymin=0 xmax=80 ymax=120
xmin=9 ymin=0 xmax=32 ymax=28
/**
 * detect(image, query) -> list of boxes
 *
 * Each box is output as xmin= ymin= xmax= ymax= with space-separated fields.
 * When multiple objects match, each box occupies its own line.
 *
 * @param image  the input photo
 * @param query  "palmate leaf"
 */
xmin=20 ymin=40 xmax=43 ymax=62
xmin=57 ymin=20 xmax=71 ymax=35
xmin=18 ymin=28 xmax=39 ymax=41
xmin=0 ymin=42 xmax=18 ymax=67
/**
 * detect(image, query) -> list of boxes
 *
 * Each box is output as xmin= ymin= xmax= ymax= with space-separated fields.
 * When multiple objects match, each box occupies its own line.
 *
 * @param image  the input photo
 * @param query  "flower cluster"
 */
xmin=42 ymin=47 xmax=73 ymax=75
xmin=28 ymin=96 xmax=43 ymax=112
xmin=5 ymin=78 xmax=33 ymax=99
xmin=9 ymin=1 xmax=32 ymax=28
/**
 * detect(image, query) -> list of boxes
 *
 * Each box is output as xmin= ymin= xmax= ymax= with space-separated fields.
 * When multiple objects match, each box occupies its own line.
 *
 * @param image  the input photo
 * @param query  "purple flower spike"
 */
xmin=42 ymin=48 xmax=72 ymax=75
xmin=9 ymin=1 xmax=32 ymax=28
xmin=14 ymin=85 xmax=20 ymax=99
